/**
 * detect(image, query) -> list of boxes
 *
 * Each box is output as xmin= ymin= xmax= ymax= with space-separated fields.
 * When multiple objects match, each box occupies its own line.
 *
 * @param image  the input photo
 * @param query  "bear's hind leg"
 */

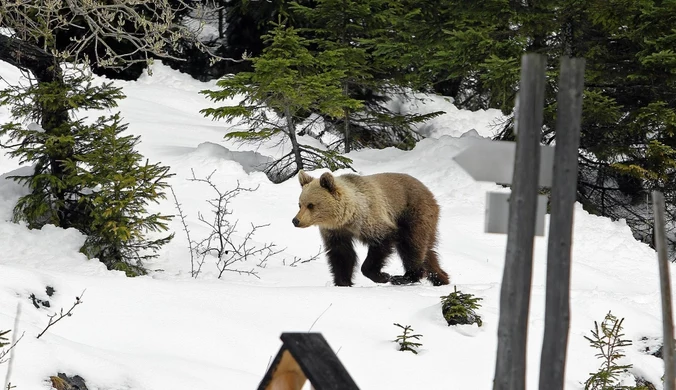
xmin=321 ymin=230 xmax=358 ymax=286
xmin=361 ymin=238 xmax=394 ymax=284
xmin=391 ymin=210 xmax=438 ymax=285
xmin=424 ymin=248 xmax=450 ymax=286
xmin=391 ymin=237 xmax=426 ymax=285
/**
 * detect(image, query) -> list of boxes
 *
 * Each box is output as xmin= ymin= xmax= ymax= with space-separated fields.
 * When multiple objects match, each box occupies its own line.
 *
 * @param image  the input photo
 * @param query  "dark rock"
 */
xmin=29 ymin=293 xmax=50 ymax=309
xmin=50 ymin=373 xmax=88 ymax=390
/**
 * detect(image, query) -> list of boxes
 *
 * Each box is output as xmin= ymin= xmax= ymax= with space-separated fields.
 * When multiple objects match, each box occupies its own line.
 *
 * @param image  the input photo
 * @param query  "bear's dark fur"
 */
xmin=293 ymin=170 xmax=450 ymax=287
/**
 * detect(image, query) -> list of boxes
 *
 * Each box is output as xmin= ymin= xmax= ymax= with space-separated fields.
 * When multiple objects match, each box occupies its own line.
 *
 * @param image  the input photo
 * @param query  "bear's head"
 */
xmin=292 ymin=170 xmax=344 ymax=229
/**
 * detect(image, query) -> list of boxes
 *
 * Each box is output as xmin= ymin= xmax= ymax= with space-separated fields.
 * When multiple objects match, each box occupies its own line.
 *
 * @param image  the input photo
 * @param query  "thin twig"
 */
xmin=170 ymin=186 xmax=198 ymax=277
xmin=308 ymin=303 xmax=333 ymax=333
xmin=36 ymin=290 xmax=86 ymax=339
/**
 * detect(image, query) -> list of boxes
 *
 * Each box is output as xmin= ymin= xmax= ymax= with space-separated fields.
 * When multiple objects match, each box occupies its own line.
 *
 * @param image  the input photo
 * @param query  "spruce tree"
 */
xmin=0 ymin=0 xmax=222 ymax=272
xmin=0 ymin=77 xmax=174 ymax=275
xmin=404 ymin=0 xmax=676 ymax=254
xmin=291 ymin=0 xmax=443 ymax=152
xmin=200 ymin=17 xmax=358 ymax=182
xmin=68 ymin=113 xmax=174 ymax=275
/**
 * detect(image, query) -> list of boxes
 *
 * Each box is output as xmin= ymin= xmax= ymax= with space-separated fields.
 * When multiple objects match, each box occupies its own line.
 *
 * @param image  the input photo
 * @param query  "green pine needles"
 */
xmin=200 ymin=17 xmax=359 ymax=183
xmin=583 ymin=311 xmax=649 ymax=390
xmin=0 ymin=74 xmax=174 ymax=276
xmin=393 ymin=323 xmax=423 ymax=354
xmin=440 ymin=286 xmax=483 ymax=327
xmin=0 ymin=330 xmax=8 ymax=349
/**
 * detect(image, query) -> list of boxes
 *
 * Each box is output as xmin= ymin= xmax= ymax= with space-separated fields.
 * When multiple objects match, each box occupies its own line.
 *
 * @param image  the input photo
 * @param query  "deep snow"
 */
xmin=0 ymin=61 xmax=670 ymax=390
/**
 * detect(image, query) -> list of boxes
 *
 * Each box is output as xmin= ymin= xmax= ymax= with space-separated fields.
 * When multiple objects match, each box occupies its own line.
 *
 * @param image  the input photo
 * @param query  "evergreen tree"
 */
xmin=220 ymin=0 xmax=295 ymax=73
xmin=407 ymin=0 xmax=676 ymax=254
xmin=291 ymin=0 xmax=444 ymax=152
xmin=69 ymin=113 xmax=174 ymax=275
xmin=0 ymin=78 xmax=174 ymax=274
xmin=200 ymin=18 xmax=358 ymax=182
xmin=0 ymin=1 xmax=204 ymax=273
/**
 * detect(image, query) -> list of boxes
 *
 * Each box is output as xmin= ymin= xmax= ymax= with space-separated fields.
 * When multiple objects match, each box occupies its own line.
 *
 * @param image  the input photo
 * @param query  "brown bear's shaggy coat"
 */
xmin=293 ymin=170 xmax=449 ymax=287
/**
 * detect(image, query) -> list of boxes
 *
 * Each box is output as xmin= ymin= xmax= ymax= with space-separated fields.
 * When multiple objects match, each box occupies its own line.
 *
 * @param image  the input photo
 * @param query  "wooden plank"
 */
xmin=653 ymin=191 xmax=676 ymax=390
xmin=265 ymin=349 xmax=308 ymax=390
xmin=280 ymin=333 xmax=359 ymax=390
xmin=259 ymin=346 xmax=306 ymax=390
xmin=493 ymin=53 xmax=547 ymax=390
xmin=538 ymin=56 xmax=586 ymax=390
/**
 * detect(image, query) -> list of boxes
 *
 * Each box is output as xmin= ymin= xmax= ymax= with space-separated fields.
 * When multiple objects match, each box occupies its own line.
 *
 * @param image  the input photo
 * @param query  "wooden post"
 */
xmin=538 ymin=56 xmax=585 ymax=390
xmin=653 ymin=191 xmax=676 ymax=390
xmin=493 ymin=53 xmax=547 ymax=390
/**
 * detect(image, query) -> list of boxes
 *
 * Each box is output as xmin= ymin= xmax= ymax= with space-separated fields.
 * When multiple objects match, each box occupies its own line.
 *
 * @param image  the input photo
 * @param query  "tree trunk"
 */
xmin=218 ymin=2 xmax=225 ymax=39
xmin=285 ymin=106 xmax=304 ymax=171
xmin=343 ymin=83 xmax=351 ymax=153
xmin=0 ymin=35 xmax=73 ymax=226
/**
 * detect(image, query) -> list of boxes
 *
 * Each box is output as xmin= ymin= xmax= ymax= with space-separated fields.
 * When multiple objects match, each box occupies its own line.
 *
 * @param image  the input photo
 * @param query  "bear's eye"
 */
xmin=298 ymin=203 xmax=301 ymax=209
xmin=307 ymin=203 xmax=314 ymax=210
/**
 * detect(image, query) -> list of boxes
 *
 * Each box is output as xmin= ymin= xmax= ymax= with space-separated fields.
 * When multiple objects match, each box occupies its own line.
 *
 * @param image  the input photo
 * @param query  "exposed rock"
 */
xmin=50 ymin=373 xmax=88 ymax=390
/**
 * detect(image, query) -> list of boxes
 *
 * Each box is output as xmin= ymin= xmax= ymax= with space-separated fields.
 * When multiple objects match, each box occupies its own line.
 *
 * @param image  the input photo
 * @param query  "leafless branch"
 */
xmin=36 ymin=290 xmax=85 ymax=339
xmin=0 ymin=0 xmax=244 ymax=77
xmin=0 ymin=331 xmax=23 ymax=365
xmin=186 ymin=169 xmax=284 ymax=278
xmin=169 ymin=186 xmax=198 ymax=277
xmin=284 ymin=246 xmax=324 ymax=267
xmin=2 ymin=302 xmax=24 ymax=390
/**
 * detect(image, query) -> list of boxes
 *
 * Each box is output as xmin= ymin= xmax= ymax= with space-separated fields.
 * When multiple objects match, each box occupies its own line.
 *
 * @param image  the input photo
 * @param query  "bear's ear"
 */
xmin=319 ymin=172 xmax=336 ymax=193
xmin=298 ymin=170 xmax=314 ymax=187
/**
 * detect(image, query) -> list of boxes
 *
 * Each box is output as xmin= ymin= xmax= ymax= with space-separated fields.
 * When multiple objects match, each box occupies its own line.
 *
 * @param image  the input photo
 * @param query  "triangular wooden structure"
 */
xmin=257 ymin=332 xmax=359 ymax=390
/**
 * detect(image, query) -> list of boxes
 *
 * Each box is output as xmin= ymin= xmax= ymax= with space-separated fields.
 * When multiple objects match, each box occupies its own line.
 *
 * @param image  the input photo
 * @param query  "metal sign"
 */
xmin=453 ymin=140 xmax=555 ymax=187
xmin=485 ymin=192 xmax=548 ymax=236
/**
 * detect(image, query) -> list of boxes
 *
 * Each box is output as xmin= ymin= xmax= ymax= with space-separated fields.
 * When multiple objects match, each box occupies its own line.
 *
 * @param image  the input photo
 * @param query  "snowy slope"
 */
xmin=0 ymin=61 xmax=669 ymax=390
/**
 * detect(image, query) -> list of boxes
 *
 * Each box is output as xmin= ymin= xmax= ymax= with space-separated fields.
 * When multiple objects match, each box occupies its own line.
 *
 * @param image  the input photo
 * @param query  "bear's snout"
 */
xmin=292 ymin=217 xmax=300 ymax=227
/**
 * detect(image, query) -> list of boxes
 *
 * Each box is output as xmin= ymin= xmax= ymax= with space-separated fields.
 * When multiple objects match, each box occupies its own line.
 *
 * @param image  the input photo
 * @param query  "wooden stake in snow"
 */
xmin=493 ymin=52 xmax=547 ymax=390
xmin=653 ymin=191 xmax=676 ymax=390
xmin=538 ymin=56 xmax=585 ymax=390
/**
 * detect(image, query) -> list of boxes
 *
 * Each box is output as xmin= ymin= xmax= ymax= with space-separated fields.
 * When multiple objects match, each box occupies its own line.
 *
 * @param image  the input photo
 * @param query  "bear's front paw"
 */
xmin=365 ymin=272 xmax=391 ymax=284
xmin=334 ymin=280 xmax=353 ymax=287
xmin=389 ymin=275 xmax=417 ymax=285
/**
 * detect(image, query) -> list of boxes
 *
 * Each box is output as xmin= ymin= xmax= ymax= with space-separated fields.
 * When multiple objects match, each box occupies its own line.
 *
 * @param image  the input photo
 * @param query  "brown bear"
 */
xmin=292 ymin=169 xmax=450 ymax=287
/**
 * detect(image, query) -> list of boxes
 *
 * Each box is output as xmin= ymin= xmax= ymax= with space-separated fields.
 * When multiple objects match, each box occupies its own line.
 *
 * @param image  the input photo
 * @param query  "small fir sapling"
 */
xmin=393 ymin=323 xmax=423 ymax=354
xmin=440 ymin=286 xmax=483 ymax=327
xmin=583 ymin=311 xmax=648 ymax=390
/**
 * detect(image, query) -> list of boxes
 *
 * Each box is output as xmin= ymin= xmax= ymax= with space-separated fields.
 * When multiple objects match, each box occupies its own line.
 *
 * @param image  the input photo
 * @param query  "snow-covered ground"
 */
xmin=0 ymin=61 xmax=669 ymax=389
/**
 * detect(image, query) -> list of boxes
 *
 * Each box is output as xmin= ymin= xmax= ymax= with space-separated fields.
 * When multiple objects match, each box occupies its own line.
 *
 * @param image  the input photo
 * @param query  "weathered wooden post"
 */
xmin=538 ymin=56 xmax=586 ymax=390
xmin=492 ymin=53 xmax=547 ymax=390
xmin=653 ymin=191 xmax=676 ymax=390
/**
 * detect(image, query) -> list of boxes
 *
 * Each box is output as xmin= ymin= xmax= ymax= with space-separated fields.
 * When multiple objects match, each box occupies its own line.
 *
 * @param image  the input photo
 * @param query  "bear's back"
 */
xmin=344 ymin=172 xmax=438 ymax=216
